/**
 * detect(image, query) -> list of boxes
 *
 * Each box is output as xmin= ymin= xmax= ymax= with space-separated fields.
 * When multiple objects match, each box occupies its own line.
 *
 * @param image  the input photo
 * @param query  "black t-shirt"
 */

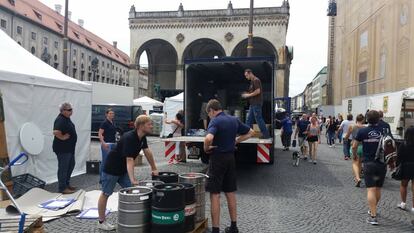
xmin=103 ymin=129 xmax=148 ymax=176
xmin=355 ymin=124 xmax=383 ymax=162
xmin=327 ymin=121 xmax=337 ymax=132
xmin=99 ymin=119 xmax=116 ymax=143
xmin=297 ymin=120 xmax=310 ymax=137
xmin=53 ymin=114 xmax=77 ymax=154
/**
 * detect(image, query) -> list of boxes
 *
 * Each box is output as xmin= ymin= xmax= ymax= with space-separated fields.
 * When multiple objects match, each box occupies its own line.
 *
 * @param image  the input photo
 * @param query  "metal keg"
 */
xmin=118 ymin=186 xmax=152 ymax=233
xmin=178 ymin=173 xmax=207 ymax=222
xmin=151 ymin=183 xmax=185 ymax=233
xmin=181 ymin=183 xmax=196 ymax=232
xmin=152 ymin=171 xmax=178 ymax=183
xmin=138 ymin=180 xmax=164 ymax=188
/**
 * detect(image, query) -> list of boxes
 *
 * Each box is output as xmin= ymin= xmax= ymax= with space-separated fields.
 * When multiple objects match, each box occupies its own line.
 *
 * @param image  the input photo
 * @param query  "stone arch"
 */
xmin=182 ymin=38 xmax=226 ymax=62
xmin=135 ymin=39 xmax=178 ymax=91
xmin=231 ymin=37 xmax=278 ymax=60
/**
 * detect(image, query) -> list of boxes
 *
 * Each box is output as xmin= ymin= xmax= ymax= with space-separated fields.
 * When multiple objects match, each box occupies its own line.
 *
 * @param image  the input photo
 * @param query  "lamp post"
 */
xmin=63 ymin=0 xmax=69 ymax=75
xmin=247 ymin=0 xmax=254 ymax=57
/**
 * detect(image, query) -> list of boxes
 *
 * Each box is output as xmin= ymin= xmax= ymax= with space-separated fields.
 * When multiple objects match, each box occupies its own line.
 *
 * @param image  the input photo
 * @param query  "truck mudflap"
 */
xmin=164 ymin=141 xmax=177 ymax=164
xmin=257 ymin=143 xmax=272 ymax=163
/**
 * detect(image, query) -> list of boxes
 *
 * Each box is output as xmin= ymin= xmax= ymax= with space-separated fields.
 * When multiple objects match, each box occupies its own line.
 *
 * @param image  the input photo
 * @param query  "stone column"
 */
xmin=176 ymin=64 xmax=184 ymax=90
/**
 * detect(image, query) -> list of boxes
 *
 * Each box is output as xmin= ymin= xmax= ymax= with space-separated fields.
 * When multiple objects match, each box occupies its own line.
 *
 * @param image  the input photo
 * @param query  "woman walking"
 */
xmin=346 ymin=114 xmax=365 ymax=187
xmin=396 ymin=126 xmax=414 ymax=212
xmin=164 ymin=110 xmax=185 ymax=163
xmin=327 ymin=116 xmax=337 ymax=147
xmin=307 ymin=116 xmax=321 ymax=164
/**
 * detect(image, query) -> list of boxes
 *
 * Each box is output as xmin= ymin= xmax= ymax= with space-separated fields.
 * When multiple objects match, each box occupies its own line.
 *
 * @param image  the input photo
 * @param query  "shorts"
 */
xmin=363 ymin=161 xmax=387 ymax=188
xmin=101 ymin=171 xmax=131 ymax=196
xmin=307 ymin=136 xmax=318 ymax=142
xmin=206 ymin=153 xmax=237 ymax=193
xmin=350 ymin=144 xmax=363 ymax=159
xmin=200 ymin=102 xmax=208 ymax=120
xmin=298 ymin=137 xmax=307 ymax=148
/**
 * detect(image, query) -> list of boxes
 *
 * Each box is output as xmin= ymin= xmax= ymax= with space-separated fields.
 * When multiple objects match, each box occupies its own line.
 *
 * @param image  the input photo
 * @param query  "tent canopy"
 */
xmin=0 ymin=30 xmax=92 ymax=184
xmin=133 ymin=96 xmax=163 ymax=115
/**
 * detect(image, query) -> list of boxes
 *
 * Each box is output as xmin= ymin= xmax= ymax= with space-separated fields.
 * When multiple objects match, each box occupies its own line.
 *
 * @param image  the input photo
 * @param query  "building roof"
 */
xmin=0 ymin=0 xmax=129 ymax=65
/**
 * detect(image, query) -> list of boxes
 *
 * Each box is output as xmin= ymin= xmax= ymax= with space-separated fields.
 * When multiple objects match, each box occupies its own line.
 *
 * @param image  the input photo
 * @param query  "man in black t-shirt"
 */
xmin=97 ymin=115 xmax=159 ymax=231
xmin=353 ymin=110 xmax=386 ymax=226
xmin=53 ymin=102 xmax=77 ymax=194
xmin=98 ymin=108 xmax=116 ymax=183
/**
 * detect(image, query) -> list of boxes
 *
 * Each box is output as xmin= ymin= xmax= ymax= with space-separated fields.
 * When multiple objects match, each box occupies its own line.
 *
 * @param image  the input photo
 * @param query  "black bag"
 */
xmin=391 ymin=164 xmax=403 ymax=180
xmin=167 ymin=126 xmax=179 ymax=138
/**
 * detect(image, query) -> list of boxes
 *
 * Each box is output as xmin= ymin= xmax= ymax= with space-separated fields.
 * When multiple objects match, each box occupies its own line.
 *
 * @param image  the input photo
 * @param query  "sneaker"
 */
xmin=344 ymin=157 xmax=349 ymax=160
xmin=62 ymin=188 xmax=75 ymax=194
xmin=303 ymin=156 xmax=308 ymax=160
xmin=225 ymin=226 xmax=239 ymax=233
xmin=97 ymin=221 xmax=116 ymax=231
xmin=366 ymin=216 xmax=378 ymax=225
xmin=397 ymin=202 xmax=407 ymax=210
xmin=329 ymin=145 xmax=333 ymax=148
xmin=367 ymin=210 xmax=380 ymax=216
xmin=313 ymin=160 xmax=317 ymax=165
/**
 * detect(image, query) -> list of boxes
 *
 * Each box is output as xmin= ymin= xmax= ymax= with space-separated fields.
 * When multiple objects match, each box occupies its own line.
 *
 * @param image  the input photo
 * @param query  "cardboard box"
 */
xmin=252 ymin=124 xmax=272 ymax=138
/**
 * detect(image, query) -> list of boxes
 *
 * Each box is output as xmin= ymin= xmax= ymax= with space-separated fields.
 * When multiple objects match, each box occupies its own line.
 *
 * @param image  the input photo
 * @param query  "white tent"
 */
xmin=133 ymin=96 xmax=163 ymax=115
xmin=161 ymin=93 xmax=184 ymax=137
xmin=0 ymin=30 xmax=92 ymax=184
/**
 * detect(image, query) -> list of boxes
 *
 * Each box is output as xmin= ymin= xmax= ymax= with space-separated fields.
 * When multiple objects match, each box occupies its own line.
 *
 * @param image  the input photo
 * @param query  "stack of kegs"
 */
xmin=178 ymin=173 xmax=208 ymax=222
xmin=180 ymin=183 xmax=196 ymax=232
xmin=152 ymin=171 xmax=178 ymax=183
xmin=151 ymin=183 xmax=185 ymax=233
xmin=138 ymin=180 xmax=164 ymax=188
xmin=118 ymin=187 xmax=152 ymax=233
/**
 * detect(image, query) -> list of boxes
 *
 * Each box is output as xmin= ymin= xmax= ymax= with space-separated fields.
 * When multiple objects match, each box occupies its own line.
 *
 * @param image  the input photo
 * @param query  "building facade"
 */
xmin=329 ymin=0 xmax=414 ymax=105
xmin=129 ymin=1 xmax=292 ymax=98
xmin=0 ymin=0 xmax=130 ymax=86
xmin=311 ymin=67 xmax=327 ymax=111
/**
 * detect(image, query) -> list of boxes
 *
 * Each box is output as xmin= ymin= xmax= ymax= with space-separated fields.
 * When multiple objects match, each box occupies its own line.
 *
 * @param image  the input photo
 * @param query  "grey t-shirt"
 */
xmin=340 ymin=120 xmax=353 ymax=140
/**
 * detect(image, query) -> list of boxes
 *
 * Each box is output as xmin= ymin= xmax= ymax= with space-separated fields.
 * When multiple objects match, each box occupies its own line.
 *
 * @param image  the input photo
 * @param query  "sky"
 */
xmin=40 ymin=0 xmax=329 ymax=96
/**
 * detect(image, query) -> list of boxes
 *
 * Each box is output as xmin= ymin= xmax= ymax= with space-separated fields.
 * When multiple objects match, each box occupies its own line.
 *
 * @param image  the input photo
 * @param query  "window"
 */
xmin=33 ymin=10 xmax=42 ymax=20
xmin=16 ymin=26 xmax=22 ymax=34
xmin=73 ymin=31 xmax=80 ymax=39
xmin=73 ymin=49 xmax=77 ymax=56
xmin=107 ymin=63 xmax=109 ymax=68
xmin=55 ymin=22 xmax=63 ymax=31
xmin=1 ymin=19 xmax=6 ymax=29
xmin=81 ymin=53 xmax=84 ymax=59
xmin=43 ymin=37 xmax=48 ymax=45
xmin=359 ymin=71 xmax=367 ymax=96
xmin=360 ymin=31 xmax=368 ymax=49
xmin=102 ymin=61 xmax=104 ymax=66
xmin=97 ymin=44 xmax=102 ymax=50
xmin=86 ymin=38 xmax=91 ymax=45
xmin=54 ymin=54 xmax=58 ymax=61
xmin=31 ymin=46 xmax=36 ymax=54
xmin=31 ymin=32 xmax=36 ymax=40
xmin=88 ymin=56 xmax=91 ymax=61
xmin=54 ymin=41 xmax=59 ymax=48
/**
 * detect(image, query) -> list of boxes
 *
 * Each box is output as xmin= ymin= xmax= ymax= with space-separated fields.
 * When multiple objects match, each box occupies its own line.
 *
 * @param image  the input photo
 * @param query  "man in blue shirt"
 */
xmin=294 ymin=114 xmax=310 ymax=159
xmin=204 ymin=99 xmax=254 ymax=233
xmin=353 ymin=110 xmax=386 ymax=226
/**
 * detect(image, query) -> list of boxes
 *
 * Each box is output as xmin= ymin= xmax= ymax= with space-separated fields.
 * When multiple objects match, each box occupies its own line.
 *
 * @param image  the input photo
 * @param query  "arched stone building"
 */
xmin=129 ymin=1 xmax=292 ymax=98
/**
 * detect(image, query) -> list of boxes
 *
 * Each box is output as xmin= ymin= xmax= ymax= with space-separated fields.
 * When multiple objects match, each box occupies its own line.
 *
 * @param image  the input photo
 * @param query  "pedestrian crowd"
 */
xmin=290 ymin=109 xmax=414 ymax=227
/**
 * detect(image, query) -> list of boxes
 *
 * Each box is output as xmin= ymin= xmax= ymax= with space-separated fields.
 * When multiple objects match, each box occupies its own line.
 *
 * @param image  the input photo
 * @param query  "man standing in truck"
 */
xmin=242 ymin=69 xmax=270 ymax=139
xmin=204 ymin=99 xmax=254 ymax=233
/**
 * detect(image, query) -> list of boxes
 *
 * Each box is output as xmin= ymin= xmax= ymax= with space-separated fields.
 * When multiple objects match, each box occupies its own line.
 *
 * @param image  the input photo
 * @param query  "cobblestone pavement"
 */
xmin=209 ymin=141 xmax=414 ymax=233
xmin=43 ymin=138 xmax=414 ymax=232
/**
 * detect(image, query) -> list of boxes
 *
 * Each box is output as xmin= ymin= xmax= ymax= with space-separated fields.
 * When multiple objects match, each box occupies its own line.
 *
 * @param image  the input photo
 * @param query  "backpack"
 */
xmin=375 ymin=132 xmax=397 ymax=165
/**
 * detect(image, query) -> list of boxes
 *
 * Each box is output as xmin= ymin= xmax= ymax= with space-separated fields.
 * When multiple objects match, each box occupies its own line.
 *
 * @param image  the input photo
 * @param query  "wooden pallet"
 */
xmin=0 ymin=215 xmax=43 ymax=233
xmin=188 ymin=218 xmax=208 ymax=233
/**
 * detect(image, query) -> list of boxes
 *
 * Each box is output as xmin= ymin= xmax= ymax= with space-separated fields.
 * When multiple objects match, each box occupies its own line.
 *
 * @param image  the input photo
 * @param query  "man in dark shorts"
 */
xmin=98 ymin=108 xmax=116 ymax=183
xmin=97 ymin=115 xmax=158 ymax=231
xmin=294 ymin=114 xmax=310 ymax=159
xmin=353 ymin=110 xmax=386 ymax=225
xmin=204 ymin=99 xmax=254 ymax=233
